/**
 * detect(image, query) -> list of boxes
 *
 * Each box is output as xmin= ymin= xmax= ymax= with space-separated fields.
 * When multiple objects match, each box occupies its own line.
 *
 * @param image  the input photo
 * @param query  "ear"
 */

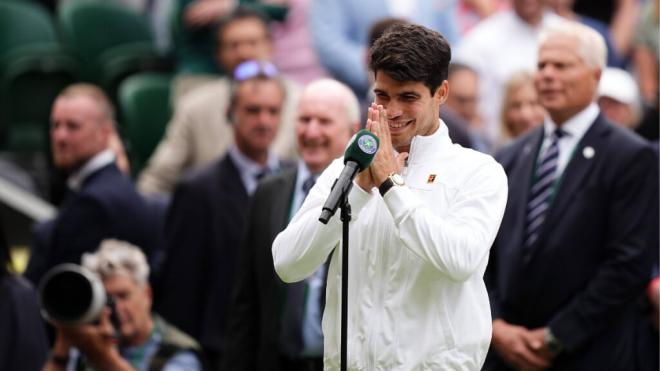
xmin=592 ymin=67 xmax=602 ymax=85
xmin=434 ymin=80 xmax=449 ymax=105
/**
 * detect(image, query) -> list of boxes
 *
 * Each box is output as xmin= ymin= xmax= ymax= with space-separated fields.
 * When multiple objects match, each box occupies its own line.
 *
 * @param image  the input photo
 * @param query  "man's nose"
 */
xmin=51 ymin=125 xmax=67 ymax=142
xmin=385 ymin=101 xmax=402 ymax=119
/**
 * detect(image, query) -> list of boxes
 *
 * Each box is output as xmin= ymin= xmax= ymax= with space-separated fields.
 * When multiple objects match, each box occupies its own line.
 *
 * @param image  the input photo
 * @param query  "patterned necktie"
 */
xmin=525 ymin=129 xmax=565 ymax=247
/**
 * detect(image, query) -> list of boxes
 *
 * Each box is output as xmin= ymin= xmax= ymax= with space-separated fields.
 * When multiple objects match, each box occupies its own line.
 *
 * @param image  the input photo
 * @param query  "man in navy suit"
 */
xmin=154 ymin=66 xmax=287 ymax=370
xmin=485 ymin=22 xmax=658 ymax=371
xmin=223 ymin=78 xmax=359 ymax=371
xmin=25 ymin=84 xmax=159 ymax=286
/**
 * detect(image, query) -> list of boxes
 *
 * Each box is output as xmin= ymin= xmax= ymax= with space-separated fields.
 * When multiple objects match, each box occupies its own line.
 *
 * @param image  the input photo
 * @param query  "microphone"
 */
xmin=319 ymin=129 xmax=379 ymax=224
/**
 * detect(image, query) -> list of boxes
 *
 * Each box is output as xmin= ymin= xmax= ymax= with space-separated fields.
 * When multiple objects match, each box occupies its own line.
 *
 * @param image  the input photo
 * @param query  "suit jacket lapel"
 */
xmin=271 ymin=169 xmax=297 ymax=231
xmin=510 ymin=129 xmax=544 ymax=251
xmin=538 ymin=116 xmax=608 ymax=243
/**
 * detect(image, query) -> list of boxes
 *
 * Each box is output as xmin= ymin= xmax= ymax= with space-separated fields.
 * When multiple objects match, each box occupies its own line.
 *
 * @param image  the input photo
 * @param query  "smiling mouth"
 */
xmin=388 ymin=120 xmax=413 ymax=129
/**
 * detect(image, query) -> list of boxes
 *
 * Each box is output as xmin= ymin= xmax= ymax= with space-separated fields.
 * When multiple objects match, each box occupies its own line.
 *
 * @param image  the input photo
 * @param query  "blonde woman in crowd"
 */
xmin=498 ymin=70 xmax=546 ymax=147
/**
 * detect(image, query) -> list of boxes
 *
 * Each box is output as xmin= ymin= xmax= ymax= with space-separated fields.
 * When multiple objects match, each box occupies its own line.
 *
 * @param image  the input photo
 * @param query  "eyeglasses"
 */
xmin=233 ymin=60 xmax=278 ymax=81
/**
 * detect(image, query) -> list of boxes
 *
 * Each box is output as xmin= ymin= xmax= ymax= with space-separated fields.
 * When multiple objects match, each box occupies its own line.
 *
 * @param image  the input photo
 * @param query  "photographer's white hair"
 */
xmin=539 ymin=21 xmax=607 ymax=71
xmin=82 ymin=239 xmax=150 ymax=286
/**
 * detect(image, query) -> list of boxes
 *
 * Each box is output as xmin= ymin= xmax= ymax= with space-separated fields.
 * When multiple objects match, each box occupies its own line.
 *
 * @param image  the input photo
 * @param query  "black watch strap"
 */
xmin=378 ymin=178 xmax=395 ymax=196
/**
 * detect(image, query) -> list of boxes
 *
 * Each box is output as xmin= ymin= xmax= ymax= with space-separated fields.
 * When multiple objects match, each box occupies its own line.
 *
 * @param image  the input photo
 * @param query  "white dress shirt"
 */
xmin=539 ymin=103 xmax=599 ymax=178
xmin=228 ymin=146 xmax=280 ymax=195
xmin=67 ymin=149 xmax=116 ymax=192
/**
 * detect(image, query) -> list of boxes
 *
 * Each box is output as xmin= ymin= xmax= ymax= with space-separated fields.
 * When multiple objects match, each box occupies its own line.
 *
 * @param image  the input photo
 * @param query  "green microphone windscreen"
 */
xmin=344 ymin=129 xmax=380 ymax=171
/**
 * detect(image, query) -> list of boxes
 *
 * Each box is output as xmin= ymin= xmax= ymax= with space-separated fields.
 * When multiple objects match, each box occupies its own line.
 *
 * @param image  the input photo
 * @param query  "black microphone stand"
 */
xmin=339 ymin=196 xmax=351 ymax=371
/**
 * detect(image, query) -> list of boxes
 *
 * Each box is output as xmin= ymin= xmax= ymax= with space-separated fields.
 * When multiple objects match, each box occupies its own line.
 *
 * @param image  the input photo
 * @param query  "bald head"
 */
xmin=296 ymin=79 xmax=359 ymax=174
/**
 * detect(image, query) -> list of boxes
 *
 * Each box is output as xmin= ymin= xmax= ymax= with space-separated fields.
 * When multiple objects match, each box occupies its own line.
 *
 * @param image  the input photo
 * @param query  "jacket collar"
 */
xmin=406 ymin=119 xmax=453 ymax=166
xmin=67 ymin=149 xmax=115 ymax=191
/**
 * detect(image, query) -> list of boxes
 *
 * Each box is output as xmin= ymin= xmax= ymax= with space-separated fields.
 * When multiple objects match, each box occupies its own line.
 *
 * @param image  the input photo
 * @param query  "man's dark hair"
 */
xmin=215 ymin=6 xmax=272 ymax=45
xmin=368 ymin=17 xmax=408 ymax=48
xmin=369 ymin=23 xmax=451 ymax=95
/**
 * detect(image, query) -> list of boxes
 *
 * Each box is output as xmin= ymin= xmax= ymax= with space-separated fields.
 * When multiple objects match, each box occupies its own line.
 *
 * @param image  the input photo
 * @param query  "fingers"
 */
xmin=377 ymin=105 xmax=391 ymax=145
xmin=515 ymin=345 xmax=551 ymax=370
xmin=396 ymin=152 xmax=409 ymax=172
xmin=366 ymin=103 xmax=378 ymax=133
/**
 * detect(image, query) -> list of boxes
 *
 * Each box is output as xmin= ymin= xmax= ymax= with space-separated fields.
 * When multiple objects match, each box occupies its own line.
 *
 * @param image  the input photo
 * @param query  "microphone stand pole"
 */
xmin=339 ymin=196 xmax=351 ymax=371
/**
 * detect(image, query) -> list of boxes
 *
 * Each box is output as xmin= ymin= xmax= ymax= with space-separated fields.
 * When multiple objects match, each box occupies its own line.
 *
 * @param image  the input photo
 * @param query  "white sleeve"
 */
xmin=384 ymin=160 xmax=508 ymax=281
xmin=272 ymin=159 xmax=374 ymax=283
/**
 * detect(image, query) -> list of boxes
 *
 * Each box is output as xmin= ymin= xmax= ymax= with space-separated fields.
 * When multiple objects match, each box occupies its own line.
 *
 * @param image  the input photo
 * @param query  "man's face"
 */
xmin=217 ymin=18 xmax=272 ymax=75
xmin=598 ymin=96 xmax=635 ymax=128
xmin=447 ymin=69 xmax=480 ymax=123
xmin=296 ymin=90 xmax=355 ymax=174
xmin=535 ymin=35 xmax=600 ymax=125
xmin=373 ymin=72 xmax=445 ymax=153
xmin=232 ymin=79 xmax=284 ymax=157
xmin=50 ymin=96 xmax=110 ymax=172
xmin=103 ymin=274 xmax=152 ymax=346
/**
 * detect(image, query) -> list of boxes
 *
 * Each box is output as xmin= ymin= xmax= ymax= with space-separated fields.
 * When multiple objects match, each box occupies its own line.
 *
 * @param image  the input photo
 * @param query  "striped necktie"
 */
xmin=525 ymin=129 xmax=565 ymax=247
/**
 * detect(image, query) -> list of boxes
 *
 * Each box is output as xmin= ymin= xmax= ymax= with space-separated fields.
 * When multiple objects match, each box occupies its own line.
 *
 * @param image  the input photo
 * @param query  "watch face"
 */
xmin=390 ymin=174 xmax=405 ymax=185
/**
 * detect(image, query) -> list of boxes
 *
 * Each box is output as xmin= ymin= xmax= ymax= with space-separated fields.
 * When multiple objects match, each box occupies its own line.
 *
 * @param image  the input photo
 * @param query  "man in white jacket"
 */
xmin=272 ymin=23 xmax=508 ymax=370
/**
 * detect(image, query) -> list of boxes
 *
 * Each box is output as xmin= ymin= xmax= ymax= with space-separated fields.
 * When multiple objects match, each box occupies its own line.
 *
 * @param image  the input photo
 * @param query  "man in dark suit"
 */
xmin=223 ymin=78 xmax=359 ymax=371
xmin=154 ymin=68 xmax=287 ymax=370
xmin=24 ymin=84 xmax=158 ymax=286
xmin=485 ymin=22 xmax=658 ymax=371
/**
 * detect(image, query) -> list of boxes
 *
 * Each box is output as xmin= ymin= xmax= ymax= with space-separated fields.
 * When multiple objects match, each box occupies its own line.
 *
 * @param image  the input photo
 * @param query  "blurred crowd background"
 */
xmin=0 ymin=0 xmax=657 ymax=370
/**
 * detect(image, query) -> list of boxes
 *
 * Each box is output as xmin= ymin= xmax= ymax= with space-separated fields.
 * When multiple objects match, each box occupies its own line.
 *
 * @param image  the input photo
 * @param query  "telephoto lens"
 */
xmin=38 ymin=263 xmax=107 ymax=325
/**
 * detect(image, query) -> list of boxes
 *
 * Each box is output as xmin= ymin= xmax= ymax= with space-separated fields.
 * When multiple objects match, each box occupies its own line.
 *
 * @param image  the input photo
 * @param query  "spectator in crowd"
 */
xmin=223 ymin=78 xmax=358 ymax=371
xmin=456 ymin=0 xmax=511 ymax=35
xmin=597 ymin=67 xmax=642 ymax=130
xmin=310 ymin=0 xmax=462 ymax=101
xmin=454 ymin=0 xmax=564 ymax=149
xmin=137 ymin=7 xmax=300 ymax=196
xmin=43 ymin=239 xmax=203 ymax=371
xmin=270 ymin=0 xmax=329 ymax=85
xmin=446 ymin=63 xmax=482 ymax=126
xmin=0 ymin=223 xmax=48 ymax=371
xmin=445 ymin=63 xmax=489 ymax=150
xmin=632 ymin=0 xmax=659 ymax=142
xmin=24 ymin=84 xmax=160 ymax=286
xmin=633 ymin=0 xmax=658 ymax=106
xmin=486 ymin=22 xmax=657 ymax=371
xmin=572 ymin=0 xmax=639 ymax=60
xmin=546 ymin=0 xmax=625 ymax=66
xmin=498 ymin=70 xmax=545 ymax=146
xmin=154 ymin=71 xmax=287 ymax=369
xmin=171 ymin=0 xmax=288 ymax=78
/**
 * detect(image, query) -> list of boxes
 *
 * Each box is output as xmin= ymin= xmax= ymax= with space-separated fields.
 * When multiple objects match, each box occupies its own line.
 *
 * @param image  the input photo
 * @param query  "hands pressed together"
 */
xmin=491 ymin=319 xmax=557 ymax=371
xmin=355 ymin=103 xmax=408 ymax=193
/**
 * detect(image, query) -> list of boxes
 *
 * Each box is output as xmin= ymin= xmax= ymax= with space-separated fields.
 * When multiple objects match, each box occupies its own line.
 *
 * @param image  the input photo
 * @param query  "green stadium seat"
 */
xmin=0 ymin=0 xmax=79 ymax=152
xmin=118 ymin=72 xmax=172 ymax=176
xmin=57 ymin=0 xmax=170 ymax=100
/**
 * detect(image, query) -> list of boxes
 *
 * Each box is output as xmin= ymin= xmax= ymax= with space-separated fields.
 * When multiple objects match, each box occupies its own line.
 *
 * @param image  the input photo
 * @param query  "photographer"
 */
xmin=42 ymin=240 xmax=203 ymax=371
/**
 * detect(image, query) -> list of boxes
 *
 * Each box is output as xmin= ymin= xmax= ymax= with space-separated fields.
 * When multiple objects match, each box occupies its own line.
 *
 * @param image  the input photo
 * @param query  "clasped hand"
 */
xmin=355 ymin=103 xmax=408 ymax=192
